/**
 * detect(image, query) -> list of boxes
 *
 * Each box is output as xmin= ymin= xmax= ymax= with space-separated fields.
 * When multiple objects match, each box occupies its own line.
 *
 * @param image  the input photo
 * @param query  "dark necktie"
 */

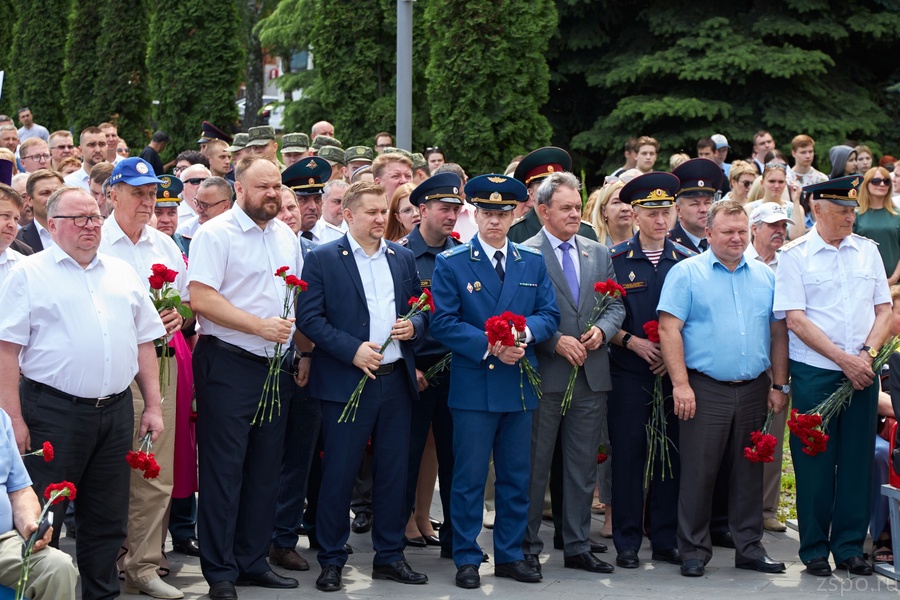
xmin=698 ymin=238 xmax=708 ymax=252
xmin=559 ymin=241 xmax=579 ymax=308
xmin=494 ymin=250 xmax=504 ymax=283
xmin=301 ymin=231 xmax=313 ymax=240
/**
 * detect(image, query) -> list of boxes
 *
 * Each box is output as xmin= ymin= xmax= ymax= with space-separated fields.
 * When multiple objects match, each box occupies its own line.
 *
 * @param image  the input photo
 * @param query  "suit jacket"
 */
xmin=508 ymin=208 xmax=598 ymax=244
xmin=430 ymin=236 xmax=560 ymax=412
xmin=296 ymin=234 xmax=426 ymax=403
xmin=668 ymin=220 xmax=701 ymax=253
xmin=15 ymin=222 xmax=42 ymax=253
xmin=10 ymin=238 xmax=33 ymax=255
xmin=524 ymin=231 xmax=624 ymax=394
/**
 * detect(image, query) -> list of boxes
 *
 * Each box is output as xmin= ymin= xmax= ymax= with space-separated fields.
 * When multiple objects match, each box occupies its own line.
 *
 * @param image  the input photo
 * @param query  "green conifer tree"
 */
xmin=63 ymin=0 xmax=103 ymax=135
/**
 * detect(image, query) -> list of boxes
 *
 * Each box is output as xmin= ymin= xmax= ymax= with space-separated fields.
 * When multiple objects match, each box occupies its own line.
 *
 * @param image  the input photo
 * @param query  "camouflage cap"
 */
xmin=246 ymin=126 xmax=276 ymax=147
xmin=225 ymin=133 xmax=249 ymax=152
xmin=317 ymin=145 xmax=346 ymax=165
xmin=382 ymin=147 xmax=415 ymax=162
xmin=411 ymin=152 xmax=427 ymax=170
xmin=281 ymin=132 xmax=310 ymax=154
xmin=345 ymin=146 xmax=374 ymax=164
xmin=311 ymin=135 xmax=342 ymax=151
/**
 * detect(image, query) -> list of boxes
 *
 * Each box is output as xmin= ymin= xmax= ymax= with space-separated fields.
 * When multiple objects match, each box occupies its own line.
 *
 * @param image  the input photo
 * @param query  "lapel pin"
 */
xmin=342 ymin=250 xmax=348 ymax=255
xmin=467 ymin=283 xmax=474 ymax=293
xmin=387 ymin=248 xmax=395 ymax=255
xmin=473 ymin=281 xmax=482 ymax=291
xmin=581 ymin=251 xmax=588 ymax=257
xmin=629 ymin=271 xmax=635 ymax=281
xmin=473 ymin=250 xmax=479 ymax=257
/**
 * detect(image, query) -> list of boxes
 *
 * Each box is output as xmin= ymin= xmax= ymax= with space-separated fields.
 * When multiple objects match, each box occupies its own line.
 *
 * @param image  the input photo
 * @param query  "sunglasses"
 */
xmin=739 ymin=180 xmax=753 ymax=189
xmin=185 ymin=177 xmax=208 ymax=185
xmin=764 ymin=162 xmax=787 ymax=171
xmin=870 ymin=177 xmax=891 ymax=186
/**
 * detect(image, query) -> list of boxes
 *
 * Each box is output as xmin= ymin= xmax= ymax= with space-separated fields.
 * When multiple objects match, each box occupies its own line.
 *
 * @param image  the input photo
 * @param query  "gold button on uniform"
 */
xmin=488 ymin=364 xmax=494 ymax=370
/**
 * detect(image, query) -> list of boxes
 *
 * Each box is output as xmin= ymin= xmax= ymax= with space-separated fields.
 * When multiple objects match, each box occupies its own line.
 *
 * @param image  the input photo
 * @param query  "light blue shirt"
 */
xmin=658 ymin=249 xmax=778 ymax=381
xmin=347 ymin=233 xmax=401 ymax=363
xmin=0 ymin=409 xmax=33 ymax=534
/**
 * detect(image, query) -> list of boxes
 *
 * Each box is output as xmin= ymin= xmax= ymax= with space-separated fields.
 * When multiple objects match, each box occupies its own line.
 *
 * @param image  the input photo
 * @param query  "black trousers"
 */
xmin=194 ymin=337 xmax=289 ymax=584
xmin=22 ymin=378 xmax=133 ymax=600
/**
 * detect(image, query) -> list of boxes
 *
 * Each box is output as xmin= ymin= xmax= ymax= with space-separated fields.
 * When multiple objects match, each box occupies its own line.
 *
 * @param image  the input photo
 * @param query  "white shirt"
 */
xmin=744 ymin=243 xmax=778 ymax=270
xmin=113 ymin=154 xmax=124 ymax=165
xmin=33 ymin=220 xmax=53 ymax=250
xmin=63 ymin=166 xmax=91 ymax=192
xmin=542 ymin=228 xmax=580 ymax=283
xmin=178 ymin=197 xmax=197 ymax=221
xmin=188 ymin=203 xmax=301 ymax=357
xmin=0 ymin=245 xmax=165 ymax=396
xmin=347 ymin=233 xmax=401 ymax=363
xmin=787 ymin=166 xmax=827 ymax=188
xmin=176 ymin=215 xmax=200 ymax=239
xmin=477 ymin=234 xmax=533 ymax=354
xmin=312 ymin=218 xmax=344 ymax=243
xmin=774 ymin=227 xmax=891 ymax=371
xmin=0 ymin=248 xmax=24 ymax=286
xmin=99 ymin=212 xmax=190 ymax=300
xmin=453 ymin=203 xmax=478 ymax=242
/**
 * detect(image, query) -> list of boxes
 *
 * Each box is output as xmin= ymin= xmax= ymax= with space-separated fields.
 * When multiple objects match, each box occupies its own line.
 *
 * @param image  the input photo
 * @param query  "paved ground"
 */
xmin=61 ymin=500 xmax=900 ymax=599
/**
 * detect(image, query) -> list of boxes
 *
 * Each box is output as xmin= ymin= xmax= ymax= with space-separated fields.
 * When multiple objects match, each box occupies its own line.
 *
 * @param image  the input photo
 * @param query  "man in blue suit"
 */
xmin=296 ymin=180 xmax=429 ymax=592
xmin=431 ymin=174 xmax=560 ymax=589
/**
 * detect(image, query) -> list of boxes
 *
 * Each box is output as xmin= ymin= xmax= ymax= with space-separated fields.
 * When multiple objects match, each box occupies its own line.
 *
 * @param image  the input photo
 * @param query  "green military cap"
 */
xmin=317 ymin=145 xmax=345 ymax=165
xmin=311 ymin=135 xmax=341 ymax=151
xmin=345 ymin=146 xmax=374 ymax=164
xmin=411 ymin=152 xmax=427 ymax=171
xmin=281 ymin=133 xmax=310 ymax=154
xmin=246 ymin=126 xmax=276 ymax=147
xmin=225 ymin=133 xmax=249 ymax=152
xmin=804 ymin=175 xmax=862 ymax=207
xmin=382 ymin=147 xmax=415 ymax=162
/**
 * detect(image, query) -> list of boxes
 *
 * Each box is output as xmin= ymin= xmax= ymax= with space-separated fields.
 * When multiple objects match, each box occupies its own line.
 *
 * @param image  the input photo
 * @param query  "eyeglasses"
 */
xmin=739 ymin=180 xmax=753 ymax=189
xmin=195 ymin=198 xmax=228 ymax=211
xmin=764 ymin=163 xmax=787 ymax=171
xmin=51 ymin=145 xmax=75 ymax=151
xmin=398 ymin=207 xmax=418 ymax=215
xmin=51 ymin=214 xmax=105 ymax=227
xmin=870 ymin=177 xmax=891 ymax=186
xmin=184 ymin=177 xmax=207 ymax=185
xmin=22 ymin=154 xmax=50 ymax=162
xmin=375 ymin=144 xmax=391 ymax=149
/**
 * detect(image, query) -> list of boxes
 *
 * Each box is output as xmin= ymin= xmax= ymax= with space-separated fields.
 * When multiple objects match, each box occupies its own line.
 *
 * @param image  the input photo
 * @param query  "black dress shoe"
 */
xmin=523 ymin=553 xmax=541 ymax=573
xmin=208 ymin=581 xmax=237 ymax=600
xmin=316 ymin=565 xmax=343 ymax=592
xmin=456 ymin=564 xmax=480 ymax=589
xmin=236 ymin=570 xmax=299 ymax=588
xmin=805 ymin=556 xmax=832 ymax=576
xmin=590 ymin=538 xmax=608 ymax=554
xmin=711 ymin=531 xmax=735 ymax=549
xmin=422 ymin=534 xmax=441 ymax=547
xmin=372 ymin=559 xmax=428 ymax=584
xmin=404 ymin=536 xmax=427 ymax=548
xmin=837 ymin=555 xmax=873 ymax=576
xmin=495 ymin=560 xmax=542 ymax=582
xmin=651 ymin=548 xmax=682 ymax=565
xmin=172 ymin=537 xmax=200 ymax=557
xmin=351 ymin=512 xmax=372 ymax=533
xmin=736 ymin=554 xmax=785 ymax=573
xmin=681 ymin=558 xmax=705 ymax=577
xmin=616 ymin=549 xmax=640 ymax=569
xmin=565 ymin=551 xmax=614 ymax=573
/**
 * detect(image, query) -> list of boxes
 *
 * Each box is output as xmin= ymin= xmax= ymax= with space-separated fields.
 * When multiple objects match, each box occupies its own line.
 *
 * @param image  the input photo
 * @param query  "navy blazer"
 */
xmin=297 ymin=234 xmax=426 ymax=403
xmin=15 ymin=222 xmax=42 ymax=253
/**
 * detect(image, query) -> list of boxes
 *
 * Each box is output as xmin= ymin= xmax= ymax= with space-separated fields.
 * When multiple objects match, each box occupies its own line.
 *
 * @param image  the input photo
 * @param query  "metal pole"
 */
xmin=396 ymin=0 xmax=413 ymax=151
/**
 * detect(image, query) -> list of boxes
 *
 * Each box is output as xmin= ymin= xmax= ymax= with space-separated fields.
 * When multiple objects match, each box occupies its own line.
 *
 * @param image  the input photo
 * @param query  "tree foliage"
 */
xmin=63 ymin=0 xmax=103 ymax=136
xmin=7 ymin=0 xmax=70 ymax=131
xmin=147 ymin=0 xmax=244 ymax=161
xmin=425 ymin=0 xmax=556 ymax=174
xmin=0 ymin=0 xmax=16 ymax=117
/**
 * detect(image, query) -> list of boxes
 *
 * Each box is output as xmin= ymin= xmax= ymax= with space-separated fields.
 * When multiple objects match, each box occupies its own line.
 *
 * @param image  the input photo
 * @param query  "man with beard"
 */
xmin=188 ymin=156 xmax=302 ymax=599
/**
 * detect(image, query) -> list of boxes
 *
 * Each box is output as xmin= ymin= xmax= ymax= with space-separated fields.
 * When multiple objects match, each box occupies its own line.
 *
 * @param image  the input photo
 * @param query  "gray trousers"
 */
xmin=677 ymin=372 xmax=768 ymax=564
xmin=522 ymin=371 xmax=604 ymax=557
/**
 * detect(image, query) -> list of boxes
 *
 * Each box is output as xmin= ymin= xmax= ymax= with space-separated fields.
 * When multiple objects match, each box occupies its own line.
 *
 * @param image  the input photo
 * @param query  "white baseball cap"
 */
xmin=750 ymin=202 xmax=790 ymax=225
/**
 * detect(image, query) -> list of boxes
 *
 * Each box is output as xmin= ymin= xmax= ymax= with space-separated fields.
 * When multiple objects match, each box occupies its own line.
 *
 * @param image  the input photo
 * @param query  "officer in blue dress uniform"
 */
xmin=607 ymin=172 xmax=694 ymax=569
xmin=431 ymin=174 xmax=560 ymax=589
xmin=397 ymin=172 xmax=464 ymax=555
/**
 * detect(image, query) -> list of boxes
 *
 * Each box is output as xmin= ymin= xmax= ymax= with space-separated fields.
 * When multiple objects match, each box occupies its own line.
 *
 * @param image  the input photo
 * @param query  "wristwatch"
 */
xmin=622 ymin=333 xmax=633 ymax=348
xmin=772 ymin=383 xmax=790 ymax=394
xmin=862 ymin=345 xmax=878 ymax=358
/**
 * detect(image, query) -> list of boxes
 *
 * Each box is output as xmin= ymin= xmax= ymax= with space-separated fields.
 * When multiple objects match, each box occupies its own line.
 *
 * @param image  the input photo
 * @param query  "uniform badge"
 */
xmin=467 ymin=282 xmax=474 ymax=293
xmin=342 ymin=250 xmax=348 ymax=255
xmin=487 ymin=176 xmax=506 ymax=184
xmin=698 ymin=179 xmax=705 ymax=188
xmin=473 ymin=250 xmax=479 ymax=257
xmin=387 ymin=248 xmax=395 ymax=255
xmin=582 ymin=251 xmax=588 ymax=257
xmin=306 ymin=160 xmax=318 ymax=169
xmin=473 ymin=281 xmax=482 ymax=292
xmin=136 ymin=162 xmax=149 ymax=174
xmin=629 ymin=271 xmax=635 ymax=282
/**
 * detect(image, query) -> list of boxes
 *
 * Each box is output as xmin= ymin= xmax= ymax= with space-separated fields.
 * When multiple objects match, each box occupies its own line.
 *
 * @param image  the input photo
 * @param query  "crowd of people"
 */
xmin=0 ymin=106 xmax=897 ymax=599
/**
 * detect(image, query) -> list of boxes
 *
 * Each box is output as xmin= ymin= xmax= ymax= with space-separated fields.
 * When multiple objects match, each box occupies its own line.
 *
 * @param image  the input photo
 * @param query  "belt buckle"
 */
xmin=95 ymin=395 xmax=110 ymax=408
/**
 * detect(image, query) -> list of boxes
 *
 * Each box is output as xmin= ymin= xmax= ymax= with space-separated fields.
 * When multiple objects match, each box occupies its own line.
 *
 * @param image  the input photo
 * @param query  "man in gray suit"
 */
xmin=521 ymin=171 xmax=625 ymax=574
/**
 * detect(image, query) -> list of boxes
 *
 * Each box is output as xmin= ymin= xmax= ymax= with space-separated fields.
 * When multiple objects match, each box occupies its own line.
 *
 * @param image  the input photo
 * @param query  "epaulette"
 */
xmin=397 ymin=236 xmax=410 ymax=246
xmin=852 ymin=232 xmax=879 ymax=245
xmin=671 ymin=241 xmax=696 ymax=258
xmin=778 ymin=233 xmax=809 ymax=253
xmin=515 ymin=243 xmax=541 ymax=255
xmin=511 ymin=215 xmax=526 ymax=226
xmin=610 ymin=239 xmax=632 ymax=258
xmin=441 ymin=244 xmax=470 ymax=258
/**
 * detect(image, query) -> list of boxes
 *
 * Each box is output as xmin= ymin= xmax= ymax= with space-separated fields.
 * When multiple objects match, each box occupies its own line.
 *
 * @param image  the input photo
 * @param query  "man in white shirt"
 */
xmin=0 ymin=181 xmax=24 ymax=285
xmin=16 ymin=170 xmax=63 ymax=252
xmin=319 ymin=179 xmax=349 ymax=233
xmin=64 ymin=127 xmax=109 ymax=192
xmin=0 ymin=186 xmax=165 ymax=600
xmin=100 ymin=157 xmax=188 ymax=599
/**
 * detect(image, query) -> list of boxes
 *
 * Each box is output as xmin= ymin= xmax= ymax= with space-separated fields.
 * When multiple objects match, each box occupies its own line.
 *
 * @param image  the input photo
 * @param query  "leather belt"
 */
xmin=23 ymin=377 xmax=128 ymax=408
xmin=687 ymin=369 xmax=756 ymax=387
xmin=374 ymin=361 xmax=401 ymax=376
xmin=202 ymin=336 xmax=270 ymax=365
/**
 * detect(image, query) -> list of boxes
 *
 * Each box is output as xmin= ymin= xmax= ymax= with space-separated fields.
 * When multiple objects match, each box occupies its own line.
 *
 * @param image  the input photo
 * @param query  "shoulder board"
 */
xmin=610 ymin=240 xmax=632 ymax=258
xmin=778 ymin=234 xmax=809 ymax=253
xmin=442 ymin=244 xmax=470 ymax=258
xmin=851 ymin=233 xmax=879 ymax=245
xmin=515 ymin=243 xmax=542 ymax=255
xmin=397 ymin=236 xmax=410 ymax=246
xmin=671 ymin=241 xmax=696 ymax=258
xmin=511 ymin=215 xmax=526 ymax=226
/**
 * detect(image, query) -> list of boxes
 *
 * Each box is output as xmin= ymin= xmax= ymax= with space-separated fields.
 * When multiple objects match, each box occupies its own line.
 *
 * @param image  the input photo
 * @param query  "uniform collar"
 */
xmin=104 ymin=210 xmax=150 ymax=245
xmin=808 ymin=225 xmax=859 ymax=255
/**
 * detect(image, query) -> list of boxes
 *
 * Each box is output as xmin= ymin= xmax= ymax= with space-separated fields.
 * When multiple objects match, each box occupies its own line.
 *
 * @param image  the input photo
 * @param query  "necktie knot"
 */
xmin=559 ymin=241 xmax=572 ymax=252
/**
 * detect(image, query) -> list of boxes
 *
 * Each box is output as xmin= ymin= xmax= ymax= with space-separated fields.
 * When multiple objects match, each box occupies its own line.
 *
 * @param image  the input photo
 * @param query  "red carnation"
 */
xmin=643 ymin=320 xmax=660 ymax=344
xmin=284 ymin=275 xmax=302 ymax=288
xmin=594 ymin=281 xmax=608 ymax=294
xmin=41 ymin=441 xmax=54 ymax=462
xmin=275 ymin=266 xmax=290 ymax=277
xmin=43 ymin=481 xmax=77 ymax=505
xmin=450 ymin=231 xmax=461 ymax=240
xmin=148 ymin=274 xmax=165 ymax=290
xmin=744 ymin=431 xmax=777 ymax=463
xmin=485 ymin=315 xmax=516 ymax=347
xmin=597 ymin=452 xmax=609 ymax=464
